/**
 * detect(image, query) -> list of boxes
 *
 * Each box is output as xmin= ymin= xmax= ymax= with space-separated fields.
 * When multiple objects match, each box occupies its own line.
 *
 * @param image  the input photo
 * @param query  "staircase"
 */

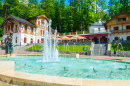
xmin=92 ymin=44 xmax=107 ymax=56
xmin=13 ymin=44 xmax=34 ymax=53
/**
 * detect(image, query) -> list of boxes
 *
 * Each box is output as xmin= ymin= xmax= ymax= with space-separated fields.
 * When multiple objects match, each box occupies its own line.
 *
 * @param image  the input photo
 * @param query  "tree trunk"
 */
xmin=5 ymin=6 xmax=7 ymax=18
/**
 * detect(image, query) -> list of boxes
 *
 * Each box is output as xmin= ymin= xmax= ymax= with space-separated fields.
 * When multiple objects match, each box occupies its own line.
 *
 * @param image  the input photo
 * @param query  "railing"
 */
xmin=111 ymin=29 xmax=130 ymax=33
xmin=58 ymin=31 xmax=89 ymax=36
xmin=111 ymin=30 xmax=122 ymax=33
xmin=91 ymin=30 xmax=106 ymax=33
xmin=116 ymin=20 xmax=130 ymax=24
xmin=123 ymin=29 xmax=130 ymax=32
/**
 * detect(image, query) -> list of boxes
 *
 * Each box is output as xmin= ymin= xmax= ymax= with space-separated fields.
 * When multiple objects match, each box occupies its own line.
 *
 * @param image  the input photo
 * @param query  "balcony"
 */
xmin=59 ymin=31 xmax=89 ymax=36
xmin=111 ymin=30 xmax=122 ymax=33
xmin=123 ymin=29 xmax=130 ymax=32
xmin=116 ymin=20 xmax=130 ymax=24
xmin=111 ymin=29 xmax=130 ymax=34
xmin=91 ymin=30 xmax=106 ymax=33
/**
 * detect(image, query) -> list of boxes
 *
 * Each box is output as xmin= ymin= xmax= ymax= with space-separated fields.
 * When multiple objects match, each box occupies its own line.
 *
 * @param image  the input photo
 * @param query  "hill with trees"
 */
xmin=0 ymin=0 xmax=130 ymax=36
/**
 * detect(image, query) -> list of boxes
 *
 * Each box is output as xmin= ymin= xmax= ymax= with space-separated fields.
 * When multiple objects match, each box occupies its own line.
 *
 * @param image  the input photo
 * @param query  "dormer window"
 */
xmin=117 ymin=18 xmax=126 ymax=22
xmin=122 ymin=18 xmax=126 ymax=21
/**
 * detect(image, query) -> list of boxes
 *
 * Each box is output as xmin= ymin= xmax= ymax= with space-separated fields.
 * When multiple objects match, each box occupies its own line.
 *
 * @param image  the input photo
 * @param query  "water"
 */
xmin=0 ymin=56 xmax=130 ymax=80
xmin=91 ymin=42 xmax=94 ymax=60
xmin=116 ymin=42 xmax=125 ymax=58
xmin=39 ymin=20 xmax=59 ymax=62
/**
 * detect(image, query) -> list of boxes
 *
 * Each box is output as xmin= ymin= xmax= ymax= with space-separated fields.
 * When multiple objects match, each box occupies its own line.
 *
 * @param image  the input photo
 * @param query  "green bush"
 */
xmin=0 ymin=38 xmax=2 ymax=41
xmin=111 ymin=43 xmax=130 ymax=52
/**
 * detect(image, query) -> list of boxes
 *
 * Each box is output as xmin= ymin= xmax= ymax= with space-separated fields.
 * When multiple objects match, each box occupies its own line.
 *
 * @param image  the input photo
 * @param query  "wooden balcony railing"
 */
xmin=111 ymin=29 xmax=130 ymax=33
xmin=123 ymin=29 xmax=130 ymax=32
xmin=116 ymin=20 xmax=130 ymax=24
xmin=111 ymin=30 xmax=122 ymax=33
xmin=58 ymin=31 xmax=89 ymax=36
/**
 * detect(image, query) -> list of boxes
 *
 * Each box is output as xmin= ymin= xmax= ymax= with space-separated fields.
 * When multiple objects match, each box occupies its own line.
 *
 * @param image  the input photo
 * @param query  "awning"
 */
xmin=67 ymin=36 xmax=73 ymax=38
xmin=80 ymin=34 xmax=108 ymax=38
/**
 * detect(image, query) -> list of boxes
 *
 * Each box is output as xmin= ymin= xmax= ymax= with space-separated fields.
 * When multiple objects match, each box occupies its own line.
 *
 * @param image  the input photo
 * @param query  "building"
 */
xmin=0 ymin=14 xmax=51 ymax=45
xmin=1 ymin=12 xmax=130 ymax=46
xmin=58 ymin=16 xmax=110 ymax=44
xmin=88 ymin=16 xmax=109 ymax=44
xmin=104 ymin=12 xmax=130 ymax=41
xmin=58 ymin=12 xmax=130 ymax=44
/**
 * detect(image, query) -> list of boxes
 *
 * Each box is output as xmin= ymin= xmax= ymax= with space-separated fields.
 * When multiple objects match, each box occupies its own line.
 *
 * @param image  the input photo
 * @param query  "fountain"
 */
xmin=90 ymin=42 xmax=94 ymax=59
xmin=5 ymin=32 xmax=15 ymax=57
xmin=116 ymin=42 xmax=125 ymax=61
xmin=39 ymin=20 xmax=59 ymax=62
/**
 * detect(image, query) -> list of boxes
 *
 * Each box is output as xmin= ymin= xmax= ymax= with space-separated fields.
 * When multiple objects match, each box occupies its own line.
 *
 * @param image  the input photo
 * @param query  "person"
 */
xmin=113 ymin=37 xmax=115 ymax=42
xmin=114 ymin=50 xmax=116 ymax=56
xmin=122 ymin=38 xmax=124 ymax=42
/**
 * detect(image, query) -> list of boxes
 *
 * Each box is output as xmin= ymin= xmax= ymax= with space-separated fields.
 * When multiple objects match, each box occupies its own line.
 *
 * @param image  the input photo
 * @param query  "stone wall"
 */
xmin=107 ymin=51 xmax=130 ymax=57
xmin=59 ymin=51 xmax=91 ymax=55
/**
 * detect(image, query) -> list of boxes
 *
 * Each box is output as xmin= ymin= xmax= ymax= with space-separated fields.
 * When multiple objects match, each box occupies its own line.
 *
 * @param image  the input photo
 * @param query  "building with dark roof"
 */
xmin=0 ymin=14 xmax=54 ymax=45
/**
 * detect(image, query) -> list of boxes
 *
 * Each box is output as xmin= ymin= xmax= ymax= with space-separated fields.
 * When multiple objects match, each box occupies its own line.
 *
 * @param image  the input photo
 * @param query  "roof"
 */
xmin=90 ymin=22 xmax=104 ymax=26
xmin=26 ymin=14 xmax=49 ymax=22
xmin=9 ymin=14 xmax=36 ymax=26
xmin=105 ymin=12 xmax=130 ymax=24
xmin=6 ymin=21 xmax=14 ymax=24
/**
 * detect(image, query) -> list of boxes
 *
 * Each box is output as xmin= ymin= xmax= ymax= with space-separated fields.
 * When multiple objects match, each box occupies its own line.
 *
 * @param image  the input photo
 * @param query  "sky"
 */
xmin=37 ymin=0 xmax=110 ymax=5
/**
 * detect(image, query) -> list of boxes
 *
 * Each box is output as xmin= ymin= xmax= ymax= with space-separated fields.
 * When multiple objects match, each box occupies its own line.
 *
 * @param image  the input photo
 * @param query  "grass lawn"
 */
xmin=58 ymin=45 xmax=91 ymax=52
xmin=0 ymin=38 xmax=2 ymax=41
xmin=28 ymin=46 xmax=43 ymax=50
xmin=28 ymin=45 xmax=91 ymax=52
xmin=111 ymin=43 xmax=130 ymax=52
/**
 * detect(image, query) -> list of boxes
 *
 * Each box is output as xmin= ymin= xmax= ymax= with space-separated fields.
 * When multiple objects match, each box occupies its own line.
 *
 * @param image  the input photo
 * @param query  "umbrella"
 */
xmin=62 ymin=36 xmax=70 ymax=40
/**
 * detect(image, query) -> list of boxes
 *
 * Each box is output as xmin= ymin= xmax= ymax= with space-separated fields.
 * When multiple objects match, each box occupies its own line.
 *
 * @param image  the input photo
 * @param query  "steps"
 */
xmin=92 ymin=44 xmax=107 ymax=56
xmin=13 ymin=44 xmax=34 ymax=54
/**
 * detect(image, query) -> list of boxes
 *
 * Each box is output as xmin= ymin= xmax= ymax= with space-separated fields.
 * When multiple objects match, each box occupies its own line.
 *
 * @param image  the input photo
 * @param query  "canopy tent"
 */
xmin=80 ymin=34 xmax=108 ymax=37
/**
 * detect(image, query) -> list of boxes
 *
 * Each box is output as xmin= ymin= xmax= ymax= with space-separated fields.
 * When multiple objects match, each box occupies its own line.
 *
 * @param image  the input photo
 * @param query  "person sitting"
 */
xmin=114 ymin=50 xmax=116 ymax=57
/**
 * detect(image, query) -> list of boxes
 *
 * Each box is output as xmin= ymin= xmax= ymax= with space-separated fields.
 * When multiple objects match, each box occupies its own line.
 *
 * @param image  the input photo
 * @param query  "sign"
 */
xmin=83 ymin=47 xmax=87 ymax=51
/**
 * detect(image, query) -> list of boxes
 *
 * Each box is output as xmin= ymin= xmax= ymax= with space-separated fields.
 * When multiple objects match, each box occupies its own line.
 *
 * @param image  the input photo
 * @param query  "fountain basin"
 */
xmin=0 ymin=56 xmax=130 ymax=86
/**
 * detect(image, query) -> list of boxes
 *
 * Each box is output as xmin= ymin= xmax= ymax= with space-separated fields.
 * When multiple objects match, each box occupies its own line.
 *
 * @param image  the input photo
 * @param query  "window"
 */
xmin=38 ymin=21 xmax=40 ymax=25
xmin=113 ymin=27 xmax=118 ymax=30
xmin=15 ymin=25 xmax=17 ymax=32
xmin=41 ymin=30 xmax=42 ymax=35
xmin=127 ymin=36 xmax=130 ymax=40
xmin=41 ymin=21 xmax=44 ymax=25
xmin=31 ymin=27 xmax=33 ymax=34
xmin=25 ymin=26 xmax=27 ymax=33
xmin=37 ymin=39 xmax=40 ymax=43
xmin=15 ymin=37 xmax=17 ymax=43
xmin=122 ymin=18 xmax=126 ymax=21
xmin=98 ymin=28 xmax=100 ymax=33
xmin=24 ymin=37 xmax=27 ymax=43
xmin=11 ymin=26 xmax=13 ymax=32
xmin=41 ymin=39 xmax=44 ymax=43
xmin=118 ymin=18 xmax=126 ymax=22
xmin=118 ymin=18 xmax=122 ymax=22
xmin=115 ymin=37 xmax=118 ymax=41
xmin=43 ymin=31 xmax=44 ymax=35
xmin=30 ymin=38 xmax=33 ymax=44
xmin=126 ymin=25 xmax=130 ymax=29
xmin=8 ymin=26 xmax=10 ymax=30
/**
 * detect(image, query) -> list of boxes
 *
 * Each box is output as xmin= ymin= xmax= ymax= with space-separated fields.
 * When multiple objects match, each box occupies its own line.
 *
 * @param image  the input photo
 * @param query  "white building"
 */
xmin=0 ymin=14 xmax=54 ymax=45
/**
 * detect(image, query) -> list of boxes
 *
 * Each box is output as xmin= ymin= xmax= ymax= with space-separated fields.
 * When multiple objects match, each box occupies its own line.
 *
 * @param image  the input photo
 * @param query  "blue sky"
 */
xmin=38 ymin=0 xmax=110 ymax=5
